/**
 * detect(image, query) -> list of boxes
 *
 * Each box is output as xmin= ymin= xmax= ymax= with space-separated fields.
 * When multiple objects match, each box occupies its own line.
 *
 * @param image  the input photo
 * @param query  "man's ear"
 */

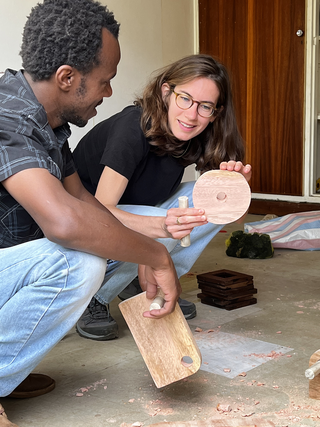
xmin=161 ymin=82 xmax=171 ymax=100
xmin=55 ymin=65 xmax=77 ymax=92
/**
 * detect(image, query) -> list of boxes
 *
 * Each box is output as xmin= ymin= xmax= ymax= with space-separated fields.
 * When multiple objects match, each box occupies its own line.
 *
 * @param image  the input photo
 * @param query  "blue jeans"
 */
xmin=95 ymin=181 xmax=225 ymax=305
xmin=0 ymin=238 xmax=107 ymax=396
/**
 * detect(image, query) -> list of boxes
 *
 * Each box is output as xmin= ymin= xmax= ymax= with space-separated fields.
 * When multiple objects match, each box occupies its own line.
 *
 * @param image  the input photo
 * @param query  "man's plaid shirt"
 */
xmin=0 ymin=69 xmax=76 ymax=248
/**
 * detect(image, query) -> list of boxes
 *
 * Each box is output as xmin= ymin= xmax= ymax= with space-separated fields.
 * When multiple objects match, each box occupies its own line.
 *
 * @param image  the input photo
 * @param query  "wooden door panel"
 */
xmin=199 ymin=0 xmax=248 ymax=142
xmin=199 ymin=0 xmax=305 ymax=196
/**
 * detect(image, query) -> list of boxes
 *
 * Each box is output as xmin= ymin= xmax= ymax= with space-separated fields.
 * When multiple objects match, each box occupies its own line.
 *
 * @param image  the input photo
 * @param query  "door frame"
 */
xmin=304 ymin=0 xmax=319 ymax=201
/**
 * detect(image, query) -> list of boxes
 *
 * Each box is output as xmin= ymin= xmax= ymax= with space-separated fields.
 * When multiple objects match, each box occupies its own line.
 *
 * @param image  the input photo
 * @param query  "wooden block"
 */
xmin=198 ymin=283 xmax=255 ymax=296
xmin=198 ymin=294 xmax=257 ymax=310
xmin=197 ymin=278 xmax=253 ymax=290
xmin=198 ymin=285 xmax=257 ymax=300
xmin=309 ymin=349 xmax=320 ymax=399
xmin=197 ymin=293 xmax=256 ymax=306
xmin=197 ymin=270 xmax=253 ymax=286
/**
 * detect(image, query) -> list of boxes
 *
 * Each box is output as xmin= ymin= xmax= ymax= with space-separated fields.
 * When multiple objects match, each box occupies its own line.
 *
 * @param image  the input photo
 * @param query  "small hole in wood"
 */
xmin=181 ymin=356 xmax=194 ymax=367
xmin=216 ymin=192 xmax=227 ymax=201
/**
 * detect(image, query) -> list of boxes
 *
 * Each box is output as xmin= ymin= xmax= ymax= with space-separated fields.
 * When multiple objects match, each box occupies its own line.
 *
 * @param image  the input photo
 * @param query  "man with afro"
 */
xmin=0 ymin=1 xmax=180 ymax=422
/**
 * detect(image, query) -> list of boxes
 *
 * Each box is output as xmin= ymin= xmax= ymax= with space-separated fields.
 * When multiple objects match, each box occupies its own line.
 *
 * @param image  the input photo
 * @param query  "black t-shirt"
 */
xmin=73 ymin=105 xmax=185 ymax=206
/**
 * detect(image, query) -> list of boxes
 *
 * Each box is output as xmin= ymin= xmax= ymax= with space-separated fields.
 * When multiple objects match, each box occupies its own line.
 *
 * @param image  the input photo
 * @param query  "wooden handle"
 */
xmin=149 ymin=288 xmax=165 ymax=310
xmin=149 ymin=296 xmax=165 ymax=310
xmin=178 ymin=196 xmax=191 ymax=247
xmin=306 ymin=359 xmax=320 ymax=379
xmin=308 ymin=349 xmax=320 ymax=399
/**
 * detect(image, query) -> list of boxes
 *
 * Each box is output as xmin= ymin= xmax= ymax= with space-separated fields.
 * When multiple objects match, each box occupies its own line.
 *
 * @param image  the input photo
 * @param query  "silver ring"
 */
xmin=176 ymin=216 xmax=182 ymax=225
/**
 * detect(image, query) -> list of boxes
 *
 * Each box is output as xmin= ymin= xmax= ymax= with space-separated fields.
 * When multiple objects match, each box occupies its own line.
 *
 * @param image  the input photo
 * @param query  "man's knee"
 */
xmin=71 ymin=251 xmax=107 ymax=291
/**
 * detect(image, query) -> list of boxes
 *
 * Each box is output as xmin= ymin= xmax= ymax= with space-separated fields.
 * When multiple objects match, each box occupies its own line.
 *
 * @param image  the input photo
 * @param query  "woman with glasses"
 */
xmin=73 ymin=54 xmax=252 ymax=341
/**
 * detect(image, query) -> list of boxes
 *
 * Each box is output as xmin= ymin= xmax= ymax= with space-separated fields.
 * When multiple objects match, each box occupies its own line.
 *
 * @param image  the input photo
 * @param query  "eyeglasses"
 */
xmin=172 ymin=90 xmax=218 ymax=118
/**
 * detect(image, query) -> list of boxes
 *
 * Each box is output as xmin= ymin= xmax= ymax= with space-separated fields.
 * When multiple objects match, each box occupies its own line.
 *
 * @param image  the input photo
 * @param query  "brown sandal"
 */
xmin=8 ymin=374 xmax=55 ymax=399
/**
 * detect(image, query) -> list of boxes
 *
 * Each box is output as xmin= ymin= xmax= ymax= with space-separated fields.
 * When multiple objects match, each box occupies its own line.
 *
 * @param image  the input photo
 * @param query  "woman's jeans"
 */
xmin=94 ymin=181 xmax=225 ymax=305
xmin=0 ymin=238 xmax=107 ymax=396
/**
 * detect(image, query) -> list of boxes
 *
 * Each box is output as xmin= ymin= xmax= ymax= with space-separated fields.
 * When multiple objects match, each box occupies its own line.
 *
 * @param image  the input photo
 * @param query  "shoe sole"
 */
xmin=8 ymin=380 xmax=55 ymax=399
xmin=76 ymin=325 xmax=119 ymax=341
xmin=183 ymin=309 xmax=197 ymax=320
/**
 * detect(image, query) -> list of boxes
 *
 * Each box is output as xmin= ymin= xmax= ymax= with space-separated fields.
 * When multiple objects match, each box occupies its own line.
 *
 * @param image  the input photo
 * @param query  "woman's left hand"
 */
xmin=219 ymin=161 xmax=252 ymax=183
xmin=163 ymin=207 xmax=208 ymax=240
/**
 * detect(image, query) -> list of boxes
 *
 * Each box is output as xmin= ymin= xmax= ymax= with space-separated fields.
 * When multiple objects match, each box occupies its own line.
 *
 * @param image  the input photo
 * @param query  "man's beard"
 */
xmin=60 ymin=76 xmax=88 ymax=127
xmin=60 ymin=108 xmax=88 ymax=128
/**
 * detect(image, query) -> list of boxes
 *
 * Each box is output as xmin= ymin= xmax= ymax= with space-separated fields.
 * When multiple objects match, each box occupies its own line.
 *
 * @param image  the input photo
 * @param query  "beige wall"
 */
xmin=0 ymin=0 xmax=197 ymax=146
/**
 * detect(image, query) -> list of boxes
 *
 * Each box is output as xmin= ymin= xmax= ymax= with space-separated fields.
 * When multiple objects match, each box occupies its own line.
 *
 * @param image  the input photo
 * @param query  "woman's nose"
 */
xmin=184 ymin=103 xmax=198 ymax=120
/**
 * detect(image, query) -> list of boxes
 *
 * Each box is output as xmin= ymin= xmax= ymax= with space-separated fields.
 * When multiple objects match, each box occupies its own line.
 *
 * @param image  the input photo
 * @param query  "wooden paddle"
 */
xmin=119 ymin=291 xmax=201 ymax=388
xmin=192 ymin=170 xmax=251 ymax=224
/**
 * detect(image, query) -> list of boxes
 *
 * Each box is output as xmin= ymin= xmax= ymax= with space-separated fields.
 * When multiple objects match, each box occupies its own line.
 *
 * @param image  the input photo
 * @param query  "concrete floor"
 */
xmin=2 ymin=214 xmax=320 ymax=426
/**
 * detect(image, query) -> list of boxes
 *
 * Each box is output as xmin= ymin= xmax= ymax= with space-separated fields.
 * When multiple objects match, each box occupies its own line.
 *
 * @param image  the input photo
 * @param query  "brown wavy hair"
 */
xmin=134 ymin=54 xmax=244 ymax=172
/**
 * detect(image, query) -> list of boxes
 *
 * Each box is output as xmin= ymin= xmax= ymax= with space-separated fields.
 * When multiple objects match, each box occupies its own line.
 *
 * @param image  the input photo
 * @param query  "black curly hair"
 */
xmin=20 ymin=0 xmax=120 ymax=81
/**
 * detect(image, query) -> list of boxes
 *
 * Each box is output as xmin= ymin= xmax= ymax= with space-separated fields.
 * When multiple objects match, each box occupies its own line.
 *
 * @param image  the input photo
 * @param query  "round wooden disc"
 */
xmin=192 ymin=170 xmax=251 ymax=224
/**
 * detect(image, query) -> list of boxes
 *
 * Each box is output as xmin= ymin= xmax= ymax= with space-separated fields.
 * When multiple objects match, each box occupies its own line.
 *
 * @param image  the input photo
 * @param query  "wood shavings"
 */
xmin=223 ymin=368 xmax=231 ymax=373
xmin=195 ymin=327 xmax=203 ymax=332
xmin=238 ymin=372 xmax=247 ymax=377
xmin=120 ymin=423 xmax=143 ymax=427
xmin=242 ymin=411 xmax=255 ymax=417
xmin=217 ymin=403 xmax=232 ymax=412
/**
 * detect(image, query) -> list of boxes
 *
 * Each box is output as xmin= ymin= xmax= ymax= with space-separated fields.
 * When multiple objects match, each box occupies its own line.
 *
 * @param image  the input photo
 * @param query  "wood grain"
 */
xmin=199 ymin=0 xmax=305 ymax=196
xmin=309 ymin=349 xmax=320 ymax=399
xmin=119 ymin=292 xmax=202 ymax=388
xmin=192 ymin=170 xmax=251 ymax=224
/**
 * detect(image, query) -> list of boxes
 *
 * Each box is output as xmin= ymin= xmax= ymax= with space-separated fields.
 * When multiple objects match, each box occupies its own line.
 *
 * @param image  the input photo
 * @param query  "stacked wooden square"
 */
xmin=197 ymin=269 xmax=257 ymax=310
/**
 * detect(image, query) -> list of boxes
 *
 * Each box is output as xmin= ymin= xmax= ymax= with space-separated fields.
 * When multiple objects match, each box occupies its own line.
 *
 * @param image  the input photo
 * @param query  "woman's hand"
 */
xmin=220 ymin=160 xmax=252 ymax=223
xmin=219 ymin=160 xmax=252 ymax=183
xmin=162 ymin=207 xmax=208 ymax=240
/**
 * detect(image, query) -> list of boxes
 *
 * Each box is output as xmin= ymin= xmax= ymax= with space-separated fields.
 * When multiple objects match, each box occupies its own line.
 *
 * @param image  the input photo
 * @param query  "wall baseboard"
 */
xmin=249 ymin=199 xmax=320 ymax=216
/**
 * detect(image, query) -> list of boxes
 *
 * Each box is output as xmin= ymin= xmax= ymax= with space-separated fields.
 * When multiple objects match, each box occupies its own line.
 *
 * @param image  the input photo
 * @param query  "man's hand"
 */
xmin=138 ymin=262 xmax=181 ymax=319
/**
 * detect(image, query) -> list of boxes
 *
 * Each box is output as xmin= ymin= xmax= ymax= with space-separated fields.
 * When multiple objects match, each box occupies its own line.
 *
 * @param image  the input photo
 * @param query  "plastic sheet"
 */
xmin=244 ymin=211 xmax=320 ymax=251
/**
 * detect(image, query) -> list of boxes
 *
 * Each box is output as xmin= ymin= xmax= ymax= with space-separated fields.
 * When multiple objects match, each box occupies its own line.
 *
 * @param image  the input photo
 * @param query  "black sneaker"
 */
xmin=76 ymin=297 xmax=119 ymax=341
xmin=118 ymin=278 xmax=197 ymax=320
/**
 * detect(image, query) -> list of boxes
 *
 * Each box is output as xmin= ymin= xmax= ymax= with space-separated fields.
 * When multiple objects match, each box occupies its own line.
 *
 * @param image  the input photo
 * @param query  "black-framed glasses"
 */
xmin=172 ymin=90 xmax=218 ymax=118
